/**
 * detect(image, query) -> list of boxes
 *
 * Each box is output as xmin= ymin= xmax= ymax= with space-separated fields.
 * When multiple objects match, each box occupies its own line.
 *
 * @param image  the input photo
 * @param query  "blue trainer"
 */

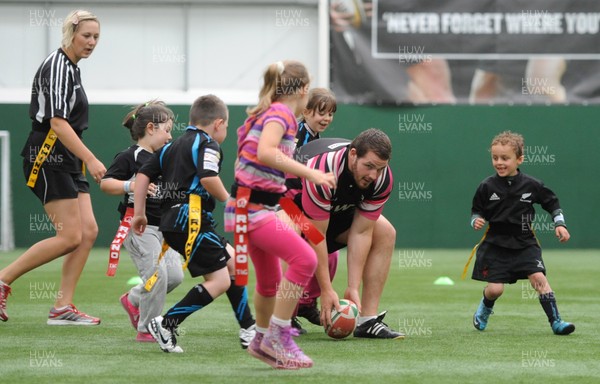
xmin=473 ymin=298 xmax=493 ymax=331
xmin=551 ymin=319 xmax=575 ymax=335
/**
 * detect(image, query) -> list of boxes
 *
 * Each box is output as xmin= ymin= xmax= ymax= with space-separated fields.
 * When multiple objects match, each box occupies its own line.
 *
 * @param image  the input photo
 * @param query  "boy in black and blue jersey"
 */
xmin=133 ymin=95 xmax=255 ymax=352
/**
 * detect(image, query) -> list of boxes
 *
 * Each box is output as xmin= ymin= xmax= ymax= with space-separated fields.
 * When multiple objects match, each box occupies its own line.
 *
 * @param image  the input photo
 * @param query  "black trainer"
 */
xmin=291 ymin=316 xmax=307 ymax=335
xmin=297 ymin=302 xmax=321 ymax=326
xmin=353 ymin=311 xmax=405 ymax=339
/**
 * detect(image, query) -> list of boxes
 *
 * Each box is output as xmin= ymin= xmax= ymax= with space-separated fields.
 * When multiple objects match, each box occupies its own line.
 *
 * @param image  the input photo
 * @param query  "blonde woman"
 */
xmin=0 ymin=10 xmax=105 ymax=325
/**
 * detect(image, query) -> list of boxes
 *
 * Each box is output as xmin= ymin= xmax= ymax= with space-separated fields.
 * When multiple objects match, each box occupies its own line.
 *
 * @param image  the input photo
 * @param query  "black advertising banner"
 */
xmin=330 ymin=0 xmax=600 ymax=104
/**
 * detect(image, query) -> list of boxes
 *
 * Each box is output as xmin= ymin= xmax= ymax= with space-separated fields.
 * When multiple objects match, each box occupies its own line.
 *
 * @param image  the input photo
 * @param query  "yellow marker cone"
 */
xmin=434 ymin=276 xmax=455 ymax=286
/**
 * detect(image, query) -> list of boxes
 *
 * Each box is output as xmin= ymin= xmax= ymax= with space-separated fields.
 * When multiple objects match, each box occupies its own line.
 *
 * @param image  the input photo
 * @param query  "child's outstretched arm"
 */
xmin=100 ymin=177 xmax=158 ymax=196
xmin=257 ymin=122 xmax=336 ymax=188
xmin=100 ymin=178 xmax=132 ymax=195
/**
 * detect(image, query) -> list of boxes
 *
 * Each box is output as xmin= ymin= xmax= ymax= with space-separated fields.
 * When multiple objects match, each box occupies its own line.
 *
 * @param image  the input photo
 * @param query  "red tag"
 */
xmin=234 ymin=187 xmax=251 ymax=286
xmin=106 ymin=207 xmax=134 ymax=277
xmin=279 ymin=197 xmax=324 ymax=245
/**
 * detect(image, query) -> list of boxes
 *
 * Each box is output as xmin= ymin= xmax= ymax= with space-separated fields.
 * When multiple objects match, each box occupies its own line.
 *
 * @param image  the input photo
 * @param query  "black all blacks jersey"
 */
xmin=138 ymin=127 xmax=223 ymax=233
xmin=471 ymin=171 xmax=563 ymax=249
xmin=103 ymin=145 xmax=163 ymax=226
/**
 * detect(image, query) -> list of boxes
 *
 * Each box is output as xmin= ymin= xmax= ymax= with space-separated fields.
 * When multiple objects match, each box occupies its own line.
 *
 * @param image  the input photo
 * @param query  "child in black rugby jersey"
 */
xmin=294 ymin=88 xmax=337 ymax=149
xmin=101 ymin=101 xmax=183 ymax=342
xmin=283 ymin=88 xmax=338 ymax=332
xmin=132 ymin=95 xmax=255 ymax=353
xmin=470 ymin=131 xmax=574 ymax=335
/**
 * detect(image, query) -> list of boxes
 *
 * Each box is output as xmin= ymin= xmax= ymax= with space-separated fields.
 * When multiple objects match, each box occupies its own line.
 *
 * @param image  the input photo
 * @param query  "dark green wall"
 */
xmin=4 ymin=103 xmax=599 ymax=249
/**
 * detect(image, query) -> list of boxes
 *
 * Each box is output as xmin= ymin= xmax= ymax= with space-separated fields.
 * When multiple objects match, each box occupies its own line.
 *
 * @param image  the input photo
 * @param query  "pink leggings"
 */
xmin=299 ymin=251 xmax=339 ymax=306
xmin=249 ymin=217 xmax=317 ymax=297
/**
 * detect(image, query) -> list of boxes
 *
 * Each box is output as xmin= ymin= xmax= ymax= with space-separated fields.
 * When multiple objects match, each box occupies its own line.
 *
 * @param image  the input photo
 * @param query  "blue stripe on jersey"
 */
xmin=189 ymin=130 xmax=216 ymax=196
xmin=189 ymin=134 xmax=201 ymax=192
xmin=190 ymin=177 xmax=200 ymax=193
xmin=159 ymin=142 xmax=173 ymax=169
xmin=191 ymin=134 xmax=200 ymax=167
xmin=205 ymin=211 xmax=216 ymax=227
xmin=300 ymin=123 xmax=311 ymax=146
xmin=174 ymin=203 xmax=189 ymax=230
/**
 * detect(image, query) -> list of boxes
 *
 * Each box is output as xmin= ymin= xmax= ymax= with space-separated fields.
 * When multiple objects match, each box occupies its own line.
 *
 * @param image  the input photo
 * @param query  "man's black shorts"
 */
xmin=23 ymin=160 xmax=89 ymax=205
xmin=163 ymin=230 xmax=230 ymax=278
xmin=472 ymin=241 xmax=546 ymax=284
xmin=325 ymin=211 xmax=354 ymax=253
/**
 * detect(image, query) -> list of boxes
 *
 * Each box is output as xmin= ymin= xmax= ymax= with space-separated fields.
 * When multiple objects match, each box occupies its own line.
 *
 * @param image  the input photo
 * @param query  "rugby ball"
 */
xmin=325 ymin=299 xmax=359 ymax=339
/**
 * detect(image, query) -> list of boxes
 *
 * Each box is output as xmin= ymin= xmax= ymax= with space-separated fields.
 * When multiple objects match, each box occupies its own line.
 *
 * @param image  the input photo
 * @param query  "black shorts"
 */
xmin=471 ymin=241 xmax=546 ymax=284
xmin=163 ymin=230 xmax=230 ymax=278
xmin=325 ymin=212 xmax=354 ymax=253
xmin=23 ymin=161 xmax=89 ymax=205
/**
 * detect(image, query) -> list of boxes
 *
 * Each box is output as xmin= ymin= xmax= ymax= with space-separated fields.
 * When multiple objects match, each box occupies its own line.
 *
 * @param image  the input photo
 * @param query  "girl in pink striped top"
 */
xmin=225 ymin=60 xmax=335 ymax=369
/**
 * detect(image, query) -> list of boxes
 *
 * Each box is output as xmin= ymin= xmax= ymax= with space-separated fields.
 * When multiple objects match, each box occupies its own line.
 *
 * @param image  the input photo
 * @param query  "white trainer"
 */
xmin=147 ymin=316 xmax=183 ymax=353
xmin=239 ymin=323 xmax=256 ymax=349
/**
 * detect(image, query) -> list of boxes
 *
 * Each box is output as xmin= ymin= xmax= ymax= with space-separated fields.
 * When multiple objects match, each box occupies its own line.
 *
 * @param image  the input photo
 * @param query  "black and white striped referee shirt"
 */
xmin=21 ymin=48 xmax=89 ymax=173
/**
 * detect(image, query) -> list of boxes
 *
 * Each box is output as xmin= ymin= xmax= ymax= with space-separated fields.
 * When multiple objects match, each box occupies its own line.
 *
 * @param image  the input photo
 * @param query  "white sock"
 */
xmin=54 ymin=305 xmax=70 ymax=311
xmin=271 ymin=315 xmax=291 ymax=328
xmin=256 ymin=325 xmax=268 ymax=334
xmin=357 ymin=315 xmax=376 ymax=326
